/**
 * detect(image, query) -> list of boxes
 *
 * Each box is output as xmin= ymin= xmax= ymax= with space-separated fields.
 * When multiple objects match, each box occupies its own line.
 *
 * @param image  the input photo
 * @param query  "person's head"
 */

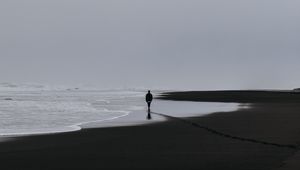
xmin=148 ymin=90 xmax=151 ymax=93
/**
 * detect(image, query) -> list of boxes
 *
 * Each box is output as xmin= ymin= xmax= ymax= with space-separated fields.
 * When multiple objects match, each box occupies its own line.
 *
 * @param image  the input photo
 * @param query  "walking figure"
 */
xmin=145 ymin=90 xmax=153 ymax=111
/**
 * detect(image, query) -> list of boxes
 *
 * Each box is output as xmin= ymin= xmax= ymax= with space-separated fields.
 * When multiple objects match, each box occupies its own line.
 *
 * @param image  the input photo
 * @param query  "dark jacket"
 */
xmin=146 ymin=93 xmax=153 ymax=102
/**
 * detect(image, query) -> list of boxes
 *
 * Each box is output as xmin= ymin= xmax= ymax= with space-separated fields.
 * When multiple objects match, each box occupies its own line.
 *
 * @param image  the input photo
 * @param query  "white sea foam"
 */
xmin=0 ymin=83 xmax=242 ymax=137
xmin=0 ymin=87 xmax=146 ymax=136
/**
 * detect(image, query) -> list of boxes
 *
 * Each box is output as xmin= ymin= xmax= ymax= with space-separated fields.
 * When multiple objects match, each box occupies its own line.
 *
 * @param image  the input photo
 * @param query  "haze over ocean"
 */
xmin=1 ymin=0 xmax=300 ymax=90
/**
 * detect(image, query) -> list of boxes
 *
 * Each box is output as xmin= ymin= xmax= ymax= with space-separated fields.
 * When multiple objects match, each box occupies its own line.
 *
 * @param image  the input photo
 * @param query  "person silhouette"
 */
xmin=145 ymin=90 xmax=153 ymax=111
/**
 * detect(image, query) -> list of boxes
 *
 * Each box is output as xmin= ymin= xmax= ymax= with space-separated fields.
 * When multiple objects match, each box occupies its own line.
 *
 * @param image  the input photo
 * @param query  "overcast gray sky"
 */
xmin=0 ymin=0 xmax=300 ymax=90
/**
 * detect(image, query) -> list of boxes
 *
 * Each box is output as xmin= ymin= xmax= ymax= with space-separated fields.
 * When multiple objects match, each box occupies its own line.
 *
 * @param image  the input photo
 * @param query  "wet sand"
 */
xmin=0 ymin=91 xmax=300 ymax=169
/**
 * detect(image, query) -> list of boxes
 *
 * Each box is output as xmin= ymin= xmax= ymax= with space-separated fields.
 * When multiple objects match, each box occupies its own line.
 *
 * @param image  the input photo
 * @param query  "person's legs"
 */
xmin=147 ymin=101 xmax=152 ymax=119
xmin=147 ymin=109 xmax=151 ymax=119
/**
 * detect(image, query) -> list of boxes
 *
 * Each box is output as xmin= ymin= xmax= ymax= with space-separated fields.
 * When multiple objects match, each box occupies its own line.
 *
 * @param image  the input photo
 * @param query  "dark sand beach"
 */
xmin=1 ymin=91 xmax=300 ymax=169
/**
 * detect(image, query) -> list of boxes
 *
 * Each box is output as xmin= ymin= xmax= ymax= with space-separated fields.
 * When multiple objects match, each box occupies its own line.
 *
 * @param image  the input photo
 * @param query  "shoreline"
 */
xmin=0 ymin=112 xmax=130 ymax=138
xmin=1 ymin=91 xmax=300 ymax=169
xmin=0 ymin=98 xmax=239 ymax=138
xmin=0 ymin=108 xmax=166 ymax=139
xmin=0 ymin=105 xmax=297 ymax=169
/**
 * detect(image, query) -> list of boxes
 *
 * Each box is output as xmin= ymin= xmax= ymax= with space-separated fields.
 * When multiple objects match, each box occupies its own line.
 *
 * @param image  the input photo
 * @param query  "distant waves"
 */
xmin=0 ymin=90 xmax=145 ymax=136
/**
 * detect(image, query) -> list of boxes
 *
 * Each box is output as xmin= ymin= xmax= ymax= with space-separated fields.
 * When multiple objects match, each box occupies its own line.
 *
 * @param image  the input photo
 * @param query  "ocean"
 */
xmin=0 ymin=83 xmax=241 ymax=136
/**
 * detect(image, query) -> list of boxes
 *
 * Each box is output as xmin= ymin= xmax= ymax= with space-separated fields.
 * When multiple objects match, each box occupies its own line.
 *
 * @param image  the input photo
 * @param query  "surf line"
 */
xmin=151 ymin=111 xmax=297 ymax=150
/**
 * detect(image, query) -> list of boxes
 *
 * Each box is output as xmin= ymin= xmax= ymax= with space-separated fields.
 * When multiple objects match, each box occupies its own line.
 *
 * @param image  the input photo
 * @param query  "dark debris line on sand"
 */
xmin=151 ymin=111 xmax=298 ymax=150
